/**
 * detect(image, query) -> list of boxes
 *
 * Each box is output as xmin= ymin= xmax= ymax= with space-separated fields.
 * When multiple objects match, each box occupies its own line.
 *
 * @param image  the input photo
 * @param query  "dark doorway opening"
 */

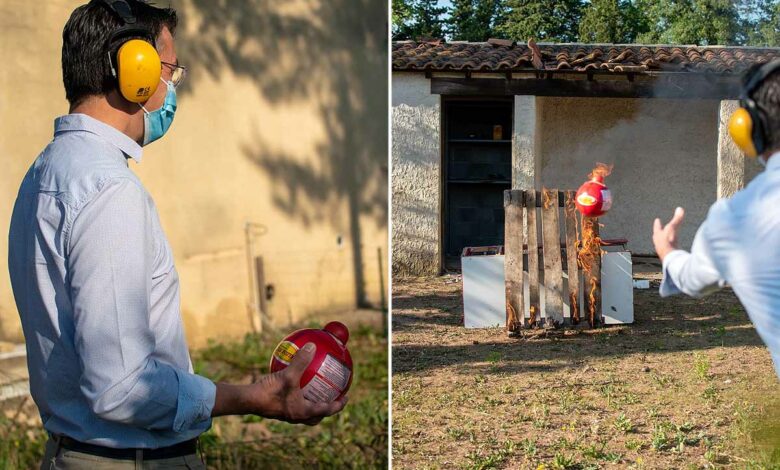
xmin=443 ymin=98 xmax=513 ymax=270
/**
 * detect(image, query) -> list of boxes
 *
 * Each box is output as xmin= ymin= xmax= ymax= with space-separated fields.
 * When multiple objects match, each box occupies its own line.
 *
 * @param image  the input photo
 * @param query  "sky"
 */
xmin=440 ymin=0 xmax=453 ymax=18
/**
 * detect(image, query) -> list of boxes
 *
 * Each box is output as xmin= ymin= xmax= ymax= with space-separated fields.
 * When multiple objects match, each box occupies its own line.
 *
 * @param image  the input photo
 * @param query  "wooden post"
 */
xmin=541 ymin=188 xmax=564 ymax=327
xmin=378 ymin=247 xmax=387 ymax=336
xmin=581 ymin=218 xmax=602 ymax=327
xmin=254 ymin=256 xmax=268 ymax=331
xmin=564 ymin=191 xmax=581 ymax=325
xmin=526 ymin=190 xmax=540 ymax=326
xmin=504 ymin=190 xmax=524 ymax=333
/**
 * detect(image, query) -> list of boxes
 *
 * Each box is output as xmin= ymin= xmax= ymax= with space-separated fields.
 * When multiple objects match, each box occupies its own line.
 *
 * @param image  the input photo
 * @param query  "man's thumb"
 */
xmin=287 ymin=342 xmax=316 ymax=376
xmin=669 ymin=207 xmax=685 ymax=227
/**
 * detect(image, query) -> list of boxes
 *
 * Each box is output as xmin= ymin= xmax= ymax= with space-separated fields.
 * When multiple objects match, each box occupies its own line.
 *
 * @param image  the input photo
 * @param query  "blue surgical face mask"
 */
xmin=140 ymin=78 xmax=177 ymax=146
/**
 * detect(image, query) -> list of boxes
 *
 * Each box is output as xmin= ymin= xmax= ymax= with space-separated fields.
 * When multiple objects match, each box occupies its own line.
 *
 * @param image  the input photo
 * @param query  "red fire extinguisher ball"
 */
xmin=575 ymin=175 xmax=612 ymax=218
xmin=270 ymin=321 xmax=353 ymax=403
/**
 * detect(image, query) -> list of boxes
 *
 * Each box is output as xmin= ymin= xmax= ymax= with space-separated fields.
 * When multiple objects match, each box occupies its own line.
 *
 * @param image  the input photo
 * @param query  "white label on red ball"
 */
xmin=601 ymin=189 xmax=613 ymax=211
xmin=302 ymin=354 xmax=351 ymax=403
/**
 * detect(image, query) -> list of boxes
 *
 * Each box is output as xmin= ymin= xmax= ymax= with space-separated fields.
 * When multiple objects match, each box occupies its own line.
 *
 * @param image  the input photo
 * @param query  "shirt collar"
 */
xmin=764 ymin=151 xmax=780 ymax=172
xmin=54 ymin=113 xmax=143 ymax=163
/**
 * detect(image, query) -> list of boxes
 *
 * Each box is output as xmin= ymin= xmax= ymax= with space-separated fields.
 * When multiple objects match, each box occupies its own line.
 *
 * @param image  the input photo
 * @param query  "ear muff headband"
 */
xmin=100 ymin=0 xmax=162 ymax=103
xmin=729 ymin=60 xmax=780 ymax=158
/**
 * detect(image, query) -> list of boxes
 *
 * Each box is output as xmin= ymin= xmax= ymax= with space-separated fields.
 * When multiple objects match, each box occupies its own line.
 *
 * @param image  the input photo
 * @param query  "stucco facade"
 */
xmin=391 ymin=73 xmax=441 ymax=276
xmin=391 ymin=72 xmax=752 ymax=274
xmin=540 ymin=96 xmax=719 ymax=254
xmin=0 ymin=0 xmax=388 ymax=346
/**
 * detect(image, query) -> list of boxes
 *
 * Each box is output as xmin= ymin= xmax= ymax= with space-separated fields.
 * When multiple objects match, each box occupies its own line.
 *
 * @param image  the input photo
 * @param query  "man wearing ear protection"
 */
xmin=7 ymin=1 xmax=346 ymax=468
xmin=653 ymin=59 xmax=780 ymax=378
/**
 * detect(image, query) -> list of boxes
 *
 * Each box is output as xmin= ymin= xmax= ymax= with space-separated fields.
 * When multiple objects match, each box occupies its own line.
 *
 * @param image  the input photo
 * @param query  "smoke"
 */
xmin=588 ymin=162 xmax=614 ymax=180
xmin=540 ymin=89 xmax=722 ymax=255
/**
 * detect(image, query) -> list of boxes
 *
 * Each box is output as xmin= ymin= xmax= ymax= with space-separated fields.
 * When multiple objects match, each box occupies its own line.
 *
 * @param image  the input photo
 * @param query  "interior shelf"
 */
xmin=448 ymin=180 xmax=511 ymax=185
xmin=448 ymin=139 xmax=512 ymax=144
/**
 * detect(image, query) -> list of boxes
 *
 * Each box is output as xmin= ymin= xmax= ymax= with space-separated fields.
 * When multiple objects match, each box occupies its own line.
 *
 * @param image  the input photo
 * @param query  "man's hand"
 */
xmin=653 ymin=207 xmax=685 ymax=262
xmin=253 ymin=342 xmax=348 ymax=425
xmin=212 ymin=343 xmax=348 ymax=426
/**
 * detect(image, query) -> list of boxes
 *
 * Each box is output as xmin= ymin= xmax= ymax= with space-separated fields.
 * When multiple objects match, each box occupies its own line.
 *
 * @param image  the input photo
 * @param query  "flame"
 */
xmin=566 ymin=193 xmax=581 ymax=324
xmin=577 ymin=164 xmax=612 ymax=326
xmin=588 ymin=162 xmax=614 ymax=180
xmin=579 ymin=217 xmax=602 ymax=326
xmin=542 ymin=188 xmax=554 ymax=209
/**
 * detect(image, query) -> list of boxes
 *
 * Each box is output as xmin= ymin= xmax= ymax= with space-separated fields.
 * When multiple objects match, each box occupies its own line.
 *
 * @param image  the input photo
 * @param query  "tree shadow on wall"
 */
xmin=175 ymin=0 xmax=388 ymax=308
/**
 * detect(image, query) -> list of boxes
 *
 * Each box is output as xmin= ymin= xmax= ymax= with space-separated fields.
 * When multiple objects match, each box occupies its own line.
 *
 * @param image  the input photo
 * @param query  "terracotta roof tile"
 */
xmin=392 ymin=41 xmax=780 ymax=74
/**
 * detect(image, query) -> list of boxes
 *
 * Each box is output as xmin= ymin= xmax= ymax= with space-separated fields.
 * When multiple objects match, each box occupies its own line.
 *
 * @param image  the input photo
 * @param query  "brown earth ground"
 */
xmin=392 ymin=271 xmax=780 ymax=470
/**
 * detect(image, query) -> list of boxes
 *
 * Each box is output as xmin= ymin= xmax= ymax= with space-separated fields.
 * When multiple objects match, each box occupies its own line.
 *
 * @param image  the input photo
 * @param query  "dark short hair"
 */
xmin=747 ymin=62 xmax=780 ymax=154
xmin=62 ymin=0 xmax=178 ymax=107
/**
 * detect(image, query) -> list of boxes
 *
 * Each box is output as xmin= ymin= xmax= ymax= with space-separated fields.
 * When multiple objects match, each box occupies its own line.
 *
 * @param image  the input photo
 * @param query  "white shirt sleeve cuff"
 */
xmin=659 ymin=250 xmax=689 ymax=297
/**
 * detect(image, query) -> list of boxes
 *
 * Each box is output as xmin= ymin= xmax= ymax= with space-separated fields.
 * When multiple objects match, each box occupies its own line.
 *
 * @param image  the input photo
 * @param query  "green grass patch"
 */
xmin=194 ymin=322 xmax=388 ymax=469
xmin=0 ymin=321 xmax=386 ymax=470
xmin=0 ymin=414 xmax=47 ymax=470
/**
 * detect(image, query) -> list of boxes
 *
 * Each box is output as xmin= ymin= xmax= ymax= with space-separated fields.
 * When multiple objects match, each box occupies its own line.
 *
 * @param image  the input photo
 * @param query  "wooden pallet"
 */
xmin=504 ymin=188 xmax=606 ymax=332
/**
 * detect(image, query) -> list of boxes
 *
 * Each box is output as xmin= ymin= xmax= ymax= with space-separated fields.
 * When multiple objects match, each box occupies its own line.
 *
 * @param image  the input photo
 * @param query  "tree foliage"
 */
xmin=579 ymin=0 xmax=649 ymax=43
xmin=497 ymin=0 xmax=583 ymax=42
xmin=739 ymin=0 xmax=780 ymax=46
xmin=391 ymin=0 xmax=780 ymax=46
xmin=393 ymin=0 xmax=448 ymax=40
xmin=634 ymin=0 xmax=741 ymax=45
xmin=448 ymin=0 xmax=503 ymax=41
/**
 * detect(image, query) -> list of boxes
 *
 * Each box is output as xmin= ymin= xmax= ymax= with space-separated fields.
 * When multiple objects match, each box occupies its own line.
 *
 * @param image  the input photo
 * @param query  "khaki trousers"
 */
xmin=40 ymin=437 xmax=207 ymax=470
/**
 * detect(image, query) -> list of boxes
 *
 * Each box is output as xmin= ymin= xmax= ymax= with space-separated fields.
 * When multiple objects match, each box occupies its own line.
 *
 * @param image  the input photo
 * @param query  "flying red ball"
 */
xmin=576 ymin=174 xmax=612 ymax=218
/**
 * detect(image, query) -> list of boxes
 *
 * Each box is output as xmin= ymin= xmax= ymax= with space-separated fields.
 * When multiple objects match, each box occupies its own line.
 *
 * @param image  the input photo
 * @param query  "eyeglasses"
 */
xmin=161 ymin=61 xmax=187 ymax=88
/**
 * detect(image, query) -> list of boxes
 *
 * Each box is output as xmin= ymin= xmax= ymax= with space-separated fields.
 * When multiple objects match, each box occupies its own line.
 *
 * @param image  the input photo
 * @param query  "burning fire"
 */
xmin=579 ymin=218 xmax=602 ymax=326
xmin=578 ymin=164 xmax=611 ymax=327
xmin=542 ymin=188 xmax=554 ymax=210
xmin=588 ymin=162 xmax=614 ymax=181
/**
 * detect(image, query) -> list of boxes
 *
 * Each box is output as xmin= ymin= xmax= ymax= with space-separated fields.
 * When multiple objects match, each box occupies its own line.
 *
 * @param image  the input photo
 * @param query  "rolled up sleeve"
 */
xmin=67 ymin=177 xmax=215 ymax=432
xmin=660 ymin=222 xmax=725 ymax=298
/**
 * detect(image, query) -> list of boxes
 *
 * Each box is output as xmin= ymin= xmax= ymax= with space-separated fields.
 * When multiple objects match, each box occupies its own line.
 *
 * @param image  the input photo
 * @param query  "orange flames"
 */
xmin=579 ymin=218 xmax=602 ymax=326
xmin=578 ymin=164 xmax=611 ymax=326
xmin=542 ymin=188 xmax=554 ymax=210
xmin=588 ymin=162 xmax=614 ymax=180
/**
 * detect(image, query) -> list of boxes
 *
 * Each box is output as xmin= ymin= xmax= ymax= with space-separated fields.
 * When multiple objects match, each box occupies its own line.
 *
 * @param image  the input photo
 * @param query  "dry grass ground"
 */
xmin=392 ymin=275 xmax=780 ymax=469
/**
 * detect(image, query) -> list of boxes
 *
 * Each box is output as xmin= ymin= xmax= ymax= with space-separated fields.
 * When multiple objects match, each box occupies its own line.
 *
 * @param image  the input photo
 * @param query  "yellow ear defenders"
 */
xmin=728 ymin=59 xmax=780 ymax=158
xmin=100 ymin=0 xmax=162 ymax=103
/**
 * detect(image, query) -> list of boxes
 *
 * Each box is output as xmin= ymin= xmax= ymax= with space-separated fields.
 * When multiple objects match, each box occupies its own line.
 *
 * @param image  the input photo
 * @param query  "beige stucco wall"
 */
xmin=0 ymin=0 xmax=388 ymax=347
xmin=391 ymin=73 xmax=441 ymax=276
xmin=540 ymin=97 xmax=719 ymax=254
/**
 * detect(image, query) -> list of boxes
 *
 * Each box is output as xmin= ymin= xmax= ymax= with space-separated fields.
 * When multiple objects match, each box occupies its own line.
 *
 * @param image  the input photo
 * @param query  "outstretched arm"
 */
xmin=653 ymin=207 xmax=725 ymax=298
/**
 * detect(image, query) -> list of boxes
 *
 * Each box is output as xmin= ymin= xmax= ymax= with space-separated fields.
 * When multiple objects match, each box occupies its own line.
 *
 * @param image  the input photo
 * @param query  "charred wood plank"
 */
xmin=504 ymin=190 xmax=525 ymax=333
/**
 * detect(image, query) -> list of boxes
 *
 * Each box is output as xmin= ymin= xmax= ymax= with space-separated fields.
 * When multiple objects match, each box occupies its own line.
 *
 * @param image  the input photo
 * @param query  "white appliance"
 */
xmin=601 ymin=251 xmax=634 ymax=324
xmin=462 ymin=247 xmax=634 ymax=327
xmin=461 ymin=247 xmax=506 ymax=328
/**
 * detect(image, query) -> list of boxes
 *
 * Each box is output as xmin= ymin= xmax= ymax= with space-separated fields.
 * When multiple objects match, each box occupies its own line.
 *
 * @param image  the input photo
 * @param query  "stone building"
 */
xmin=0 ymin=0 xmax=388 ymax=346
xmin=392 ymin=39 xmax=780 ymax=275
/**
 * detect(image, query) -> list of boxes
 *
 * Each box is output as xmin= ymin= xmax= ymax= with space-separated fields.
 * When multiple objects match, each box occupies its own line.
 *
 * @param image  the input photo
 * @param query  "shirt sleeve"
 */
xmin=67 ymin=177 xmax=215 ymax=432
xmin=659 ymin=219 xmax=726 ymax=298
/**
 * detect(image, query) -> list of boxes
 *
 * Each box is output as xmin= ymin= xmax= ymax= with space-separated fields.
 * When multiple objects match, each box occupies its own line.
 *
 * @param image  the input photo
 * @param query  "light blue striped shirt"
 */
xmin=7 ymin=114 xmax=215 ymax=448
xmin=661 ymin=151 xmax=780 ymax=378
